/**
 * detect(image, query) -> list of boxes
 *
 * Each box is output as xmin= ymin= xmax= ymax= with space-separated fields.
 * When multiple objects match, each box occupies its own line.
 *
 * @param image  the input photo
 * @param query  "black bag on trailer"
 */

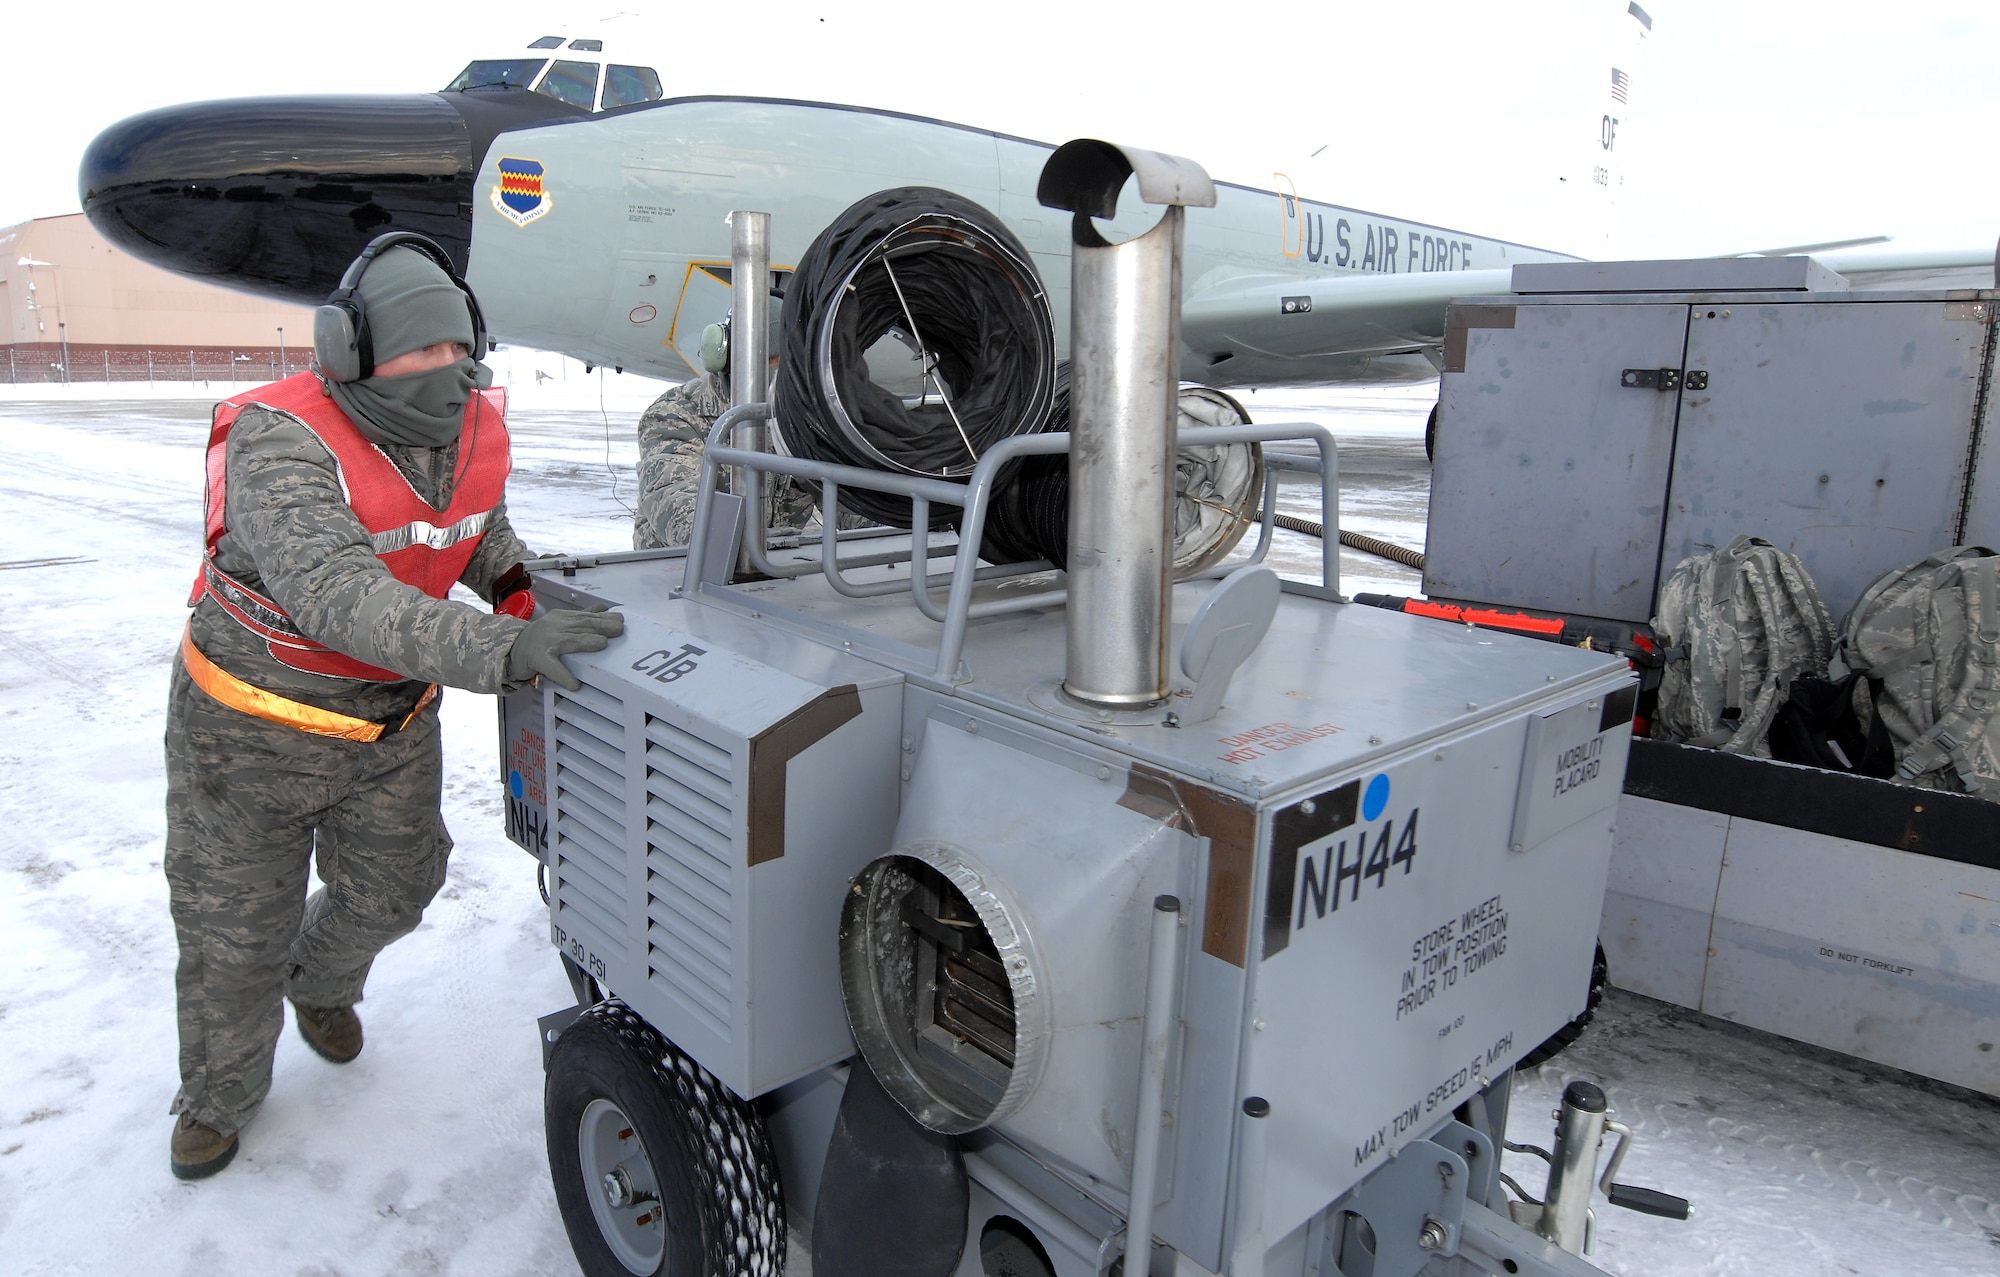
xmin=1767 ymin=672 xmax=1895 ymax=776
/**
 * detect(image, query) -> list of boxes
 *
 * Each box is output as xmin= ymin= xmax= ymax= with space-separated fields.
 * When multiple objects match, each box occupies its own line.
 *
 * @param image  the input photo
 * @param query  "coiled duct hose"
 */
xmin=1258 ymin=510 xmax=1428 ymax=571
xmin=978 ymin=368 xmax=1264 ymax=577
xmin=771 ymin=187 xmax=1056 ymax=529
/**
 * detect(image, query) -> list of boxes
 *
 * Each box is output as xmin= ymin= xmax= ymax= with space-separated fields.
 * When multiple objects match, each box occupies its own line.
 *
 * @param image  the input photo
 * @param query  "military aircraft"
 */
xmin=74 ymin=13 xmax=1642 ymax=391
xmin=74 ymin=12 xmax=1988 ymax=391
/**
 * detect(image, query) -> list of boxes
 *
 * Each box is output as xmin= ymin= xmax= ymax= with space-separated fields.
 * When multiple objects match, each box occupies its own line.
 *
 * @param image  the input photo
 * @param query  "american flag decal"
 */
xmin=1610 ymin=68 xmax=1631 ymax=104
xmin=491 ymin=157 xmax=551 ymax=227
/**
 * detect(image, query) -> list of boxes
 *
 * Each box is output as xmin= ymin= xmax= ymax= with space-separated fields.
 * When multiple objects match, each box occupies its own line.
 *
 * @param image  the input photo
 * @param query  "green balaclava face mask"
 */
xmin=327 ymin=246 xmax=494 ymax=448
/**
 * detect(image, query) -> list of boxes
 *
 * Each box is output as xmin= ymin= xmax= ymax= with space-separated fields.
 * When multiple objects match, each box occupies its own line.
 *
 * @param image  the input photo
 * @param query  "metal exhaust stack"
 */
xmin=729 ymin=211 xmax=772 ymax=575
xmin=1039 ymin=141 xmax=1217 ymax=707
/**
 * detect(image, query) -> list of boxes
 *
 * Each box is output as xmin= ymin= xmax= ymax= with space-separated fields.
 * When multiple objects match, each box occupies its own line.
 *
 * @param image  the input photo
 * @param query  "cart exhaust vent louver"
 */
xmin=902 ymin=863 xmax=1017 ymax=1107
xmin=549 ymin=684 xmax=629 ymax=965
xmin=642 ymin=713 xmax=740 ymax=1040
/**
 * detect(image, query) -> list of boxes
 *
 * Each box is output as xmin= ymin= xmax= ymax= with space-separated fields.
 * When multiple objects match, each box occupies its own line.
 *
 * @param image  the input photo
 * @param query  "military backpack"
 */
xmin=1652 ymin=536 xmax=1837 ymax=756
xmin=1833 ymin=546 xmax=2000 ymax=796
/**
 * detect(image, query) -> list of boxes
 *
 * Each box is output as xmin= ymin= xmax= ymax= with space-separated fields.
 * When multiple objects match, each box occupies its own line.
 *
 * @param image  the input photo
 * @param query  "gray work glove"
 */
xmin=506 ymin=606 xmax=625 ymax=692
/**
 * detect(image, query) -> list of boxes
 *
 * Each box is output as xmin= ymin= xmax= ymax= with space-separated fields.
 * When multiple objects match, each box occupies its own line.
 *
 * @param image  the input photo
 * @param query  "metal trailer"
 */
xmin=500 ymin=142 xmax=1660 ymax=1277
xmin=1425 ymin=257 xmax=2000 ymax=1098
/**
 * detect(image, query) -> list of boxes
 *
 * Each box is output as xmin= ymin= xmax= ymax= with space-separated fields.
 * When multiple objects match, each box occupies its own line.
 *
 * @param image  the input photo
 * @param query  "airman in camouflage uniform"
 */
xmin=165 ymin=242 xmax=620 ymax=1179
xmin=632 ymin=371 xmax=832 ymax=549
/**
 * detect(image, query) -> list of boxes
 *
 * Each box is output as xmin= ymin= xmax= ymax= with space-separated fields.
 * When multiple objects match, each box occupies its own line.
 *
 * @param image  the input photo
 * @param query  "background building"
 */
xmin=0 ymin=214 xmax=316 ymax=385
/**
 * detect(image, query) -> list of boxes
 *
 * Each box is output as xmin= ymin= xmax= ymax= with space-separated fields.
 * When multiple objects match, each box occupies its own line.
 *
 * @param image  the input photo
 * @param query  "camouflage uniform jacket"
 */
xmin=633 ymin=371 xmax=826 ymax=550
xmin=189 ymin=402 xmax=532 ymax=722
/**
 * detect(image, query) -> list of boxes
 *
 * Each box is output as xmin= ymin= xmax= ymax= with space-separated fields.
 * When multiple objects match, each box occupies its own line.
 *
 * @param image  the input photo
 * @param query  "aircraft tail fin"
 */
xmin=1557 ymin=2 xmax=1655 ymax=257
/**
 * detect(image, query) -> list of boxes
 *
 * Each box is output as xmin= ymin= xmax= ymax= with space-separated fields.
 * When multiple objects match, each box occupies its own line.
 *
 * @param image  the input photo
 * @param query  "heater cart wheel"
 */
xmin=545 ymin=1001 xmax=785 ymax=1277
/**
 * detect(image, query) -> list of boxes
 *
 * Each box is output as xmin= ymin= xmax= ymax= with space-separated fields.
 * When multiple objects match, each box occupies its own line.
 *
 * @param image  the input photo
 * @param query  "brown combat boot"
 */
xmin=170 ymin=1113 xmax=239 ymax=1180
xmin=292 ymin=1001 xmax=364 ymax=1064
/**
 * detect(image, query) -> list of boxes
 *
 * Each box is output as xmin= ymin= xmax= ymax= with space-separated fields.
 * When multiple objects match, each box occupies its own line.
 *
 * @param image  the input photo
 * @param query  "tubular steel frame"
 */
xmin=678 ymin=403 xmax=1342 ymax=685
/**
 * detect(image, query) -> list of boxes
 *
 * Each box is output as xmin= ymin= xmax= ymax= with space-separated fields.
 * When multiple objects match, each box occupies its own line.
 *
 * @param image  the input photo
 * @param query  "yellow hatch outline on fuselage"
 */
xmin=1275 ymin=173 xmax=1302 ymax=259
xmin=664 ymin=260 xmax=796 ymax=376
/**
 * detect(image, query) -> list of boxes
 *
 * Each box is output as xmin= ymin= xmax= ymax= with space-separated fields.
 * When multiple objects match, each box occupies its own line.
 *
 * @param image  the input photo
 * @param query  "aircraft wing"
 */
xmin=1182 ymin=268 xmax=1514 ymax=385
xmin=1814 ymin=247 xmax=1997 ymax=291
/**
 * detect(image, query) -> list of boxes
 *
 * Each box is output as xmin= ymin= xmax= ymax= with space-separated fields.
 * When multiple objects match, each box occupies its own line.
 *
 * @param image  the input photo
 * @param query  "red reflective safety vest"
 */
xmin=190 ymin=372 xmax=511 ymax=682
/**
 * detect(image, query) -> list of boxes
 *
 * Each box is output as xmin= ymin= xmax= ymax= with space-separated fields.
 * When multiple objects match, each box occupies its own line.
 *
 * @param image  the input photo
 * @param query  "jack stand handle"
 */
xmin=1594 ymin=1118 xmax=1633 ymax=1196
xmin=1537 ymin=1080 xmax=1608 ymax=1253
xmin=1607 ymin=1184 xmax=1691 ymax=1220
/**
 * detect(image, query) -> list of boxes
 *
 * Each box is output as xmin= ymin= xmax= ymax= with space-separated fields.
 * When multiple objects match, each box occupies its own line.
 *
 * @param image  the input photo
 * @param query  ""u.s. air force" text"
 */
xmin=1288 ymin=200 xmax=1477 ymax=273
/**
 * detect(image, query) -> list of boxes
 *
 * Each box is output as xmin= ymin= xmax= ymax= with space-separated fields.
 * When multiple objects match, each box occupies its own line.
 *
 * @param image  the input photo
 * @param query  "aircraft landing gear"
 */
xmin=1426 ymin=401 xmax=1439 ymax=462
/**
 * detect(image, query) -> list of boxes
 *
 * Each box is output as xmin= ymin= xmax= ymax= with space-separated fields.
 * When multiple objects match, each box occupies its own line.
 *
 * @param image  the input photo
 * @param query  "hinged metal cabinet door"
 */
xmin=1661 ymin=300 xmax=1987 ymax=616
xmin=1426 ymin=302 xmax=1689 ymax=622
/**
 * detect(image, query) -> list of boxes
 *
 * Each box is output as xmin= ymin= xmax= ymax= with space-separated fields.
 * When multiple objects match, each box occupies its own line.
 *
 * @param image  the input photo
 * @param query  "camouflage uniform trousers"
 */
xmin=163 ymin=658 xmax=452 ymax=1137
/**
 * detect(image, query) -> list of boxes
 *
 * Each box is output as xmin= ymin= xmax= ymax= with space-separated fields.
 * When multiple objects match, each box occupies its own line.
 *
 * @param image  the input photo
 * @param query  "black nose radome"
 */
xmin=79 ymin=90 xmax=580 ymax=306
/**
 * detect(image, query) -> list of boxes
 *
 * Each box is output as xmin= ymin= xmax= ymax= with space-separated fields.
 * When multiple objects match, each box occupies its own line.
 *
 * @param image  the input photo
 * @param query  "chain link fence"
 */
xmin=0 ymin=345 xmax=305 ymax=386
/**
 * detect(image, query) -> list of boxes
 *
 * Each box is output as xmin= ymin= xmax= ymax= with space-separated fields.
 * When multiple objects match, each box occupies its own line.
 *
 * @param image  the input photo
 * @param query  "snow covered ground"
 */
xmin=1 ymin=383 xmax=1995 ymax=1276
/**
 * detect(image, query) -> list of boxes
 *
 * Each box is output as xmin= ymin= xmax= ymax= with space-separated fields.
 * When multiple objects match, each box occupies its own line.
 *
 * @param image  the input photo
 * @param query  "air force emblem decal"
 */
xmin=492 ymin=157 xmax=550 ymax=227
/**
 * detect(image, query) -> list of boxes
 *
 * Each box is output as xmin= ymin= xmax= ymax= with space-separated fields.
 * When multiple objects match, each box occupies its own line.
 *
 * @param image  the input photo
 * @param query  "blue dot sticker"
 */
xmin=1362 ymin=773 xmax=1391 ymax=822
xmin=509 ymin=769 xmax=524 ymax=800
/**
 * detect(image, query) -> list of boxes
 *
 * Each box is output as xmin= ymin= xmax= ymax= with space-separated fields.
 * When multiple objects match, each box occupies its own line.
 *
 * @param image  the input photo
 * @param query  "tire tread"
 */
xmin=548 ymin=1000 xmax=786 ymax=1277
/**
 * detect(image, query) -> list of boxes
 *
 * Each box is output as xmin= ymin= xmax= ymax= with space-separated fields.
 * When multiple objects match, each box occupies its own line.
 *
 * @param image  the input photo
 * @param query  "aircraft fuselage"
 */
xmin=82 ymin=92 xmax=1579 ymax=388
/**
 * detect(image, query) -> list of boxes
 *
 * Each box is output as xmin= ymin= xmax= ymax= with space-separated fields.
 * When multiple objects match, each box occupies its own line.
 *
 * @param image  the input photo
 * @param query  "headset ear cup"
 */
xmin=700 ymin=321 xmax=729 ymax=373
xmin=466 ymin=291 xmax=487 ymax=361
xmin=313 ymin=303 xmax=362 ymax=383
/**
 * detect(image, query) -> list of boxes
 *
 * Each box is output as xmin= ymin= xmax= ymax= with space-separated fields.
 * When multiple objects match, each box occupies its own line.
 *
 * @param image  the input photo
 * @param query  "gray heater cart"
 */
xmin=502 ymin=146 xmax=1654 ymax=1277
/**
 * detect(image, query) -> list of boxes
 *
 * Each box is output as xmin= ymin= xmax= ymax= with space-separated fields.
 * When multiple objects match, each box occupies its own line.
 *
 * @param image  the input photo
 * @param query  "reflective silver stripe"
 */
xmin=370 ymin=509 xmax=492 ymax=555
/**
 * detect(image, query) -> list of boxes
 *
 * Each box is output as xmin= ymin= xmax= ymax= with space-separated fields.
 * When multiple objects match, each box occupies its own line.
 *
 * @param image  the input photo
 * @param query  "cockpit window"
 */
xmin=601 ymin=65 xmax=664 ymax=109
xmin=529 ymin=36 xmax=563 ymax=49
xmin=444 ymin=59 xmax=548 ymax=92
xmin=568 ymin=39 xmax=604 ymax=52
xmin=535 ymin=60 xmax=600 ymax=109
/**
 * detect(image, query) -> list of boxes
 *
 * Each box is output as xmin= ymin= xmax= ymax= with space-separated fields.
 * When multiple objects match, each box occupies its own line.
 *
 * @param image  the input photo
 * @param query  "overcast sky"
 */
xmin=12 ymin=1 xmax=1998 ymax=262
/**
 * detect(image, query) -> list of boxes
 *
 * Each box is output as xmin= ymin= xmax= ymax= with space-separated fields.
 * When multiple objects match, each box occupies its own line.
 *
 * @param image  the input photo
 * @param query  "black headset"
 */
xmin=312 ymin=232 xmax=487 ymax=383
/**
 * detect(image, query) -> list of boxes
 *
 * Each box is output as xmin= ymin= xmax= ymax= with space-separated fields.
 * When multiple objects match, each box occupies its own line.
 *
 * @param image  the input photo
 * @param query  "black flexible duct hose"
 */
xmin=978 ymin=370 xmax=1074 ymax=566
xmin=771 ymin=187 xmax=1056 ymax=529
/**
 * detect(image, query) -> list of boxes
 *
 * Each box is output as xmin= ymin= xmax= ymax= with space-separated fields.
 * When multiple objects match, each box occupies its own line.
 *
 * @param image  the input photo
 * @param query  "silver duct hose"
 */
xmin=976 ymin=380 xmax=1265 ymax=579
